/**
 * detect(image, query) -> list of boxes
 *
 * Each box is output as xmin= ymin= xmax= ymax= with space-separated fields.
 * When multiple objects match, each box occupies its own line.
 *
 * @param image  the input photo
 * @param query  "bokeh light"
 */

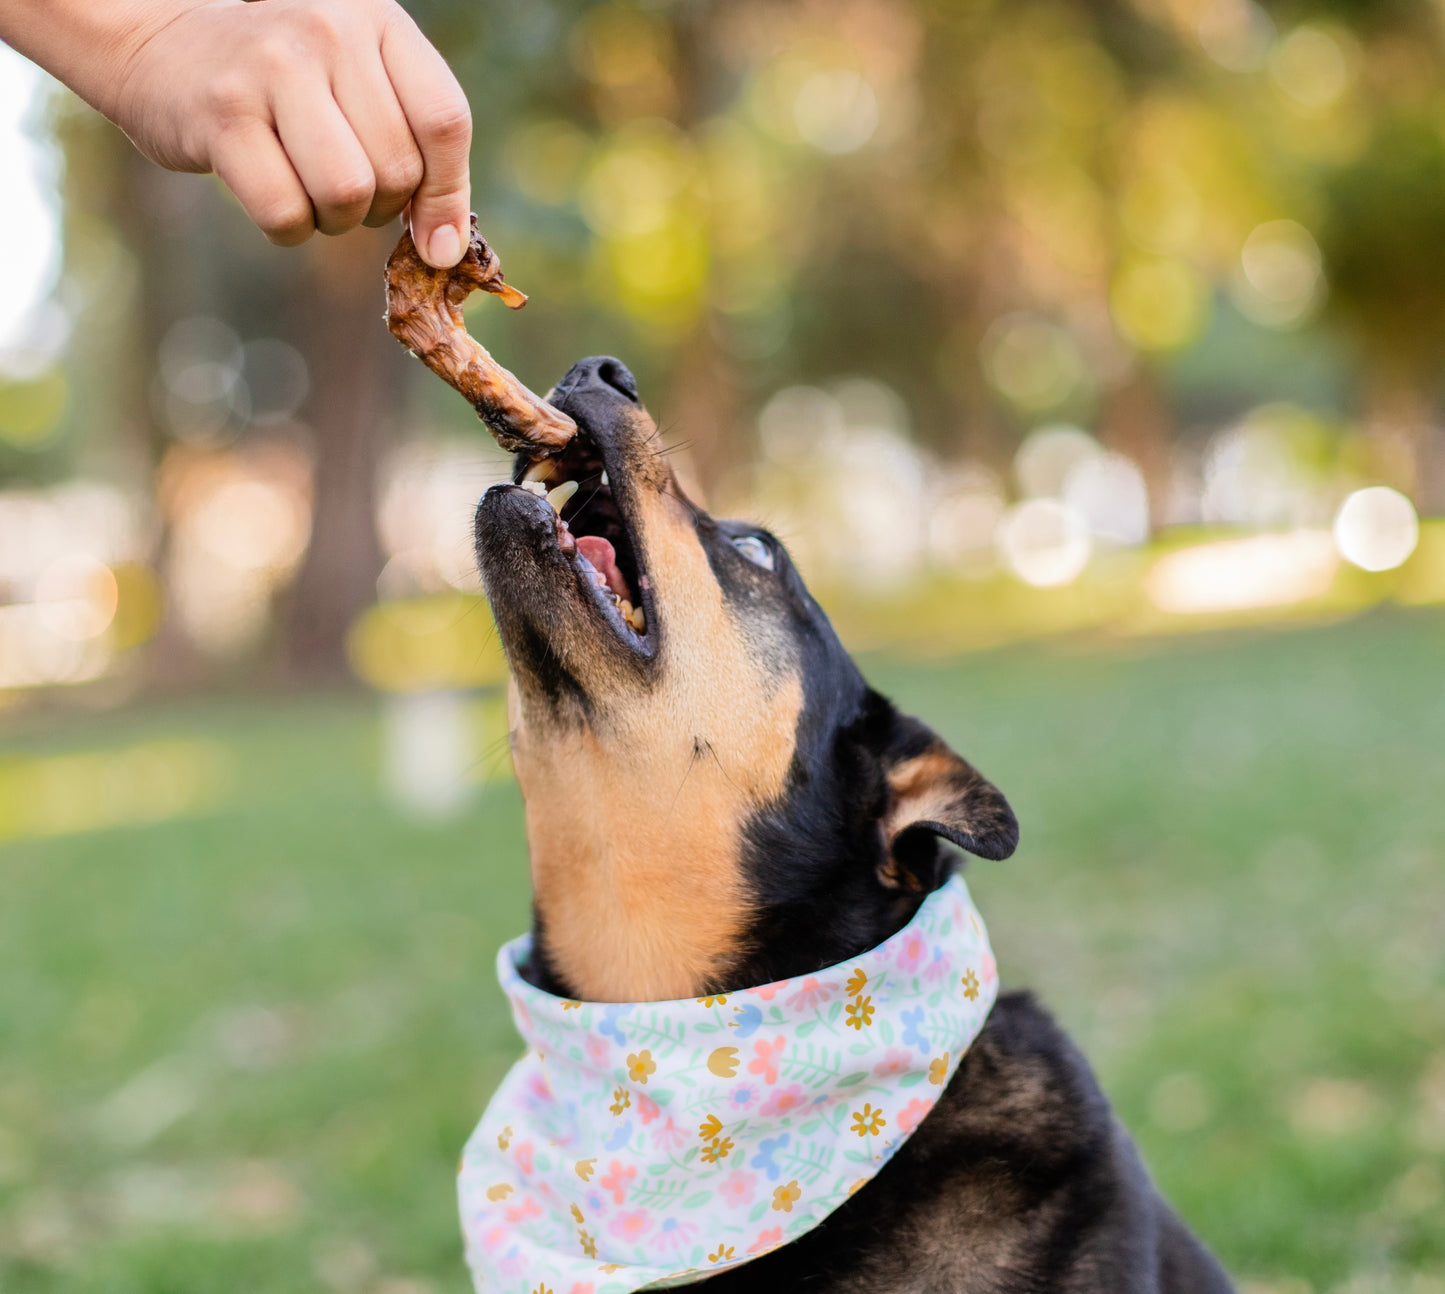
xmin=996 ymin=498 xmax=1092 ymax=588
xmin=1333 ymin=486 xmax=1420 ymax=572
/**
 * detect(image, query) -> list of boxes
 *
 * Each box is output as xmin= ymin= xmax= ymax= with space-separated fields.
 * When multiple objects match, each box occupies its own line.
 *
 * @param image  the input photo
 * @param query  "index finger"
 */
xmin=379 ymin=9 xmax=472 ymax=268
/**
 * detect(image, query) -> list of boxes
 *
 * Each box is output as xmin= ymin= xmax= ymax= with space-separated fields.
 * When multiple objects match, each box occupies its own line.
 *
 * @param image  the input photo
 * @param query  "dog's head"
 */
xmin=475 ymin=357 xmax=1017 ymax=1002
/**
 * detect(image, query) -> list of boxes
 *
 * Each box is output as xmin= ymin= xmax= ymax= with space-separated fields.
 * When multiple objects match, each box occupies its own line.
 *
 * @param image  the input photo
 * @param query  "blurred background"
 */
xmin=1 ymin=0 xmax=1443 ymax=1290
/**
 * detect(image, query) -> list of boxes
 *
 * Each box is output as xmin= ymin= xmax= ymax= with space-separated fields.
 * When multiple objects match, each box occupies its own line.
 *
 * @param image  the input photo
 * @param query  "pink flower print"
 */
xmin=785 ymin=977 xmax=834 ymax=1012
xmin=636 ymin=1093 xmax=661 ymax=1125
xmin=896 ymin=929 xmax=928 ymax=973
xmin=923 ymin=948 xmax=950 ymax=984
xmin=980 ymin=949 xmax=998 ymax=985
xmin=731 ymin=1084 xmax=758 ymax=1110
xmin=653 ymin=1216 xmax=699 ymax=1253
xmin=503 ymin=1195 xmax=541 ymax=1223
xmin=514 ymin=1142 xmax=535 ymax=1174
xmin=652 ymin=1116 xmax=687 ymax=1152
xmin=608 ymin=1208 xmax=654 ymax=1242
xmin=897 ymin=1096 xmax=936 ymax=1134
xmin=600 ymin=1159 xmax=637 ymax=1205
xmin=751 ymin=980 xmax=789 ymax=1001
xmin=758 ymin=1083 xmax=808 ymax=1117
xmin=568 ymin=1284 xmax=595 ymax=1294
xmin=524 ymin=1070 xmax=552 ymax=1105
xmin=585 ymin=1034 xmax=610 ymax=1066
xmin=875 ymin=1048 xmax=913 ymax=1077
xmin=718 ymin=1170 xmax=757 ymax=1208
xmin=748 ymin=1036 xmax=785 ymax=1084
xmin=749 ymin=1225 xmax=784 ymax=1255
xmin=482 ymin=1224 xmax=507 ymax=1251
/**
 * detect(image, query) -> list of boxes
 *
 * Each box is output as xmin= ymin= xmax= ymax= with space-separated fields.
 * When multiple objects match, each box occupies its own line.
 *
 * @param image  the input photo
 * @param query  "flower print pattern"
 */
xmin=875 ymin=1048 xmax=913 ymax=1077
xmin=896 ymin=928 xmax=927 ymax=973
xmin=758 ymin=1084 xmax=808 ymax=1118
xmin=717 ymin=1170 xmax=757 ymax=1209
xmin=850 ymin=1104 xmax=886 ymax=1137
xmin=460 ymin=872 xmax=995 ymax=1294
xmin=751 ymin=1133 xmax=791 ymax=1181
xmin=748 ymin=1036 xmax=785 ymax=1084
xmin=900 ymin=1006 xmax=929 ymax=1053
xmin=897 ymin=1097 xmax=935 ymax=1134
xmin=785 ymin=977 xmax=833 ymax=1012
xmin=771 ymin=1180 xmax=803 ymax=1213
xmin=599 ymin=1160 xmax=636 ymax=1205
xmin=961 ymin=969 xmax=980 ymax=1001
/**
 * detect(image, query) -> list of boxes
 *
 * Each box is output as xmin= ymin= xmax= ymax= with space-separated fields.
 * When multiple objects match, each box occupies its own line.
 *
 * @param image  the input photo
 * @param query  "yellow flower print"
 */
xmin=600 ymin=1264 xmax=626 ymax=1274
xmin=700 ymin=1136 xmax=734 ymax=1164
xmin=928 ymin=1053 xmax=950 ymax=1085
xmin=771 ymin=1180 xmax=803 ymax=1213
xmin=576 ymin=1158 xmax=596 ymax=1181
xmin=562 ymin=999 xmax=581 ymax=1010
xmin=847 ymin=1177 xmax=869 ymax=1196
xmin=497 ymin=1126 xmax=513 ymax=1150
xmin=533 ymin=1285 xmax=552 ymax=1294
xmin=707 ymin=1046 xmax=740 ymax=1077
xmin=698 ymin=1113 xmax=724 ymax=1141
xmin=610 ymin=1086 xmax=632 ymax=1115
xmin=570 ymin=1203 xmax=585 ymax=1224
xmin=485 ymin=1183 xmax=513 ymax=1202
xmin=851 ymin=1103 xmax=886 ymax=1137
xmin=961 ymin=969 xmax=980 ymax=1001
xmin=696 ymin=993 xmax=729 ymax=1007
xmin=844 ymin=994 xmax=875 ymax=1030
xmin=845 ymin=968 xmax=867 ymax=996
xmin=578 ymin=1229 xmax=598 ymax=1259
xmin=627 ymin=1049 xmax=657 ymax=1083
xmin=709 ymin=1244 xmax=736 ymax=1263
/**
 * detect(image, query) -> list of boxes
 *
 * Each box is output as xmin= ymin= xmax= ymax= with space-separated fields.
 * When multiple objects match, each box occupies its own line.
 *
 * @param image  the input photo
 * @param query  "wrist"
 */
xmin=1 ymin=0 xmax=221 ymax=122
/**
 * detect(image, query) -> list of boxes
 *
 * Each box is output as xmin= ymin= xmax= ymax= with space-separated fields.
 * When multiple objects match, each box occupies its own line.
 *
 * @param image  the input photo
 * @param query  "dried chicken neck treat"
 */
xmin=384 ymin=215 xmax=576 ymax=454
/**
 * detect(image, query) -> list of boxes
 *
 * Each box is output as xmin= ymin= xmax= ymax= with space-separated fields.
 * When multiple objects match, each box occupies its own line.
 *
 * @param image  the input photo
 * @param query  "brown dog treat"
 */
xmin=384 ymin=215 xmax=576 ymax=454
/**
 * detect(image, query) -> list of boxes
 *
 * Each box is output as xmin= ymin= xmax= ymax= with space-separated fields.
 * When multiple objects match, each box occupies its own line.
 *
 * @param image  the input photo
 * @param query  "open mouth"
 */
xmin=511 ymin=426 xmax=653 ymax=654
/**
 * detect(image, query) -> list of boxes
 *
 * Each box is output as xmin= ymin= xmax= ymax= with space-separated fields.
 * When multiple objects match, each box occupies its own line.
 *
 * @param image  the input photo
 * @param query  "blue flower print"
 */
xmin=599 ymin=1004 xmax=632 ymax=1046
xmin=605 ymin=1119 xmax=633 ymax=1151
xmin=901 ymin=1005 xmax=929 ymax=1053
xmin=752 ymin=1133 xmax=791 ymax=1181
xmin=731 ymin=1003 xmax=763 ymax=1038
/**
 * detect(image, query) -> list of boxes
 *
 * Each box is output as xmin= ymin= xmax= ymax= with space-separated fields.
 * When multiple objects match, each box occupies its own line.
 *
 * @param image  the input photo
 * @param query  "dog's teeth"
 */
xmin=600 ymin=470 xmax=609 ymax=487
xmin=521 ymin=480 xmax=547 ymax=497
xmin=628 ymin=606 xmax=646 ymax=634
xmin=546 ymin=480 xmax=578 ymax=511
xmin=618 ymin=599 xmax=633 ymax=620
xmin=524 ymin=459 xmax=556 ymax=484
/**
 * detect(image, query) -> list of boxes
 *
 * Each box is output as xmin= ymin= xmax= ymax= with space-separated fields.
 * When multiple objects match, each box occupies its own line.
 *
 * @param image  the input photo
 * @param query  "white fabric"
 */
xmin=460 ymin=873 xmax=997 ymax=1293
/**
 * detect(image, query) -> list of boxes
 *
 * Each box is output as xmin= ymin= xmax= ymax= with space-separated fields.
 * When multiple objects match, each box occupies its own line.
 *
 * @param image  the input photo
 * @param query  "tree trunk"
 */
xmin=282 ymin=226 xmax=406 ymax=681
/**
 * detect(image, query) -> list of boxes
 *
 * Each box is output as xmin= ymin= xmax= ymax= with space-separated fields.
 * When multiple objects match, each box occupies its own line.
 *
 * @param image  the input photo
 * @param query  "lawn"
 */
xmin=1 ymin=612 xmax=1442 ymax=1293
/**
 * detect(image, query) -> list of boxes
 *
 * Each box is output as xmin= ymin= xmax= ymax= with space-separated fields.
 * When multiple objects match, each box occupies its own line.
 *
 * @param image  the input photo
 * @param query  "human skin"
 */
xmin=0 ymin=0 xmax=473 ymax=268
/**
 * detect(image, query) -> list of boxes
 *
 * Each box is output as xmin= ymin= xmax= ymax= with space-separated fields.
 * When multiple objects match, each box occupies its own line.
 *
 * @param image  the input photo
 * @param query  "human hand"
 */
xmin=107 ymin=0 xmax=472 ymax=267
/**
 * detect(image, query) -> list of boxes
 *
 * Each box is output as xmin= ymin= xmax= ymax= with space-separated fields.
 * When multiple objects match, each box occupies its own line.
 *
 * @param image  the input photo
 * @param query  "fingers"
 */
xmin=379 ymin=10 xmax=472 ymax=267
xmin=271 ymin=77 xmax=377 ymax=237
xmin=331 ymin=50 xmax=424 ymax=229
xmin=212 ymin=120 xmax=314 ymax=247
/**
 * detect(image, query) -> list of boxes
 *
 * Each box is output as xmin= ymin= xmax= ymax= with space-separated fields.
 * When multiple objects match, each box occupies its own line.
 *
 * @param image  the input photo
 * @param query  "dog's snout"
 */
xmin=550 ymin=355 xmax=642 ymax=410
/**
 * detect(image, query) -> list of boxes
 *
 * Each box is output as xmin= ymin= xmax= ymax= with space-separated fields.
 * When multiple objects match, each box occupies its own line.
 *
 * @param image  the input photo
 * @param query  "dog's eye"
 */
xmin=731 ymin=535 xmax=774 ymax=570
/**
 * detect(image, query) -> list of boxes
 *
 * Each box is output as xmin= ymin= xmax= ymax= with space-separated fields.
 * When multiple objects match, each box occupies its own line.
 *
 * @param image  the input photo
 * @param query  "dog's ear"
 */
xmin=851 ymin=693 xmax=1018 ymax=893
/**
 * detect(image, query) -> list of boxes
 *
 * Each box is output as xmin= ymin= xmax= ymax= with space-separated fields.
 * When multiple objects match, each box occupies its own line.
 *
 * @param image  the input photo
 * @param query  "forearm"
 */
xmin=0 ymin=0 xmax=222 ymax=120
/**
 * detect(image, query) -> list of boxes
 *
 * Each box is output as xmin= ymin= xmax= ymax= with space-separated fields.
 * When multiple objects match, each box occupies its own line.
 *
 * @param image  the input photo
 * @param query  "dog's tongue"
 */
xmin=576 ymin=536 xmax=631 ymax=601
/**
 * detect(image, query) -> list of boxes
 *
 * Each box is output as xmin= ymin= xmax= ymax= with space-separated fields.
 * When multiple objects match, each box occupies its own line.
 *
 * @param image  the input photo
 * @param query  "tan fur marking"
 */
xmin=509 ymin=422 xmax=804 ymax=1002
xmin=883 ymin=747 xmax=971 ymax=843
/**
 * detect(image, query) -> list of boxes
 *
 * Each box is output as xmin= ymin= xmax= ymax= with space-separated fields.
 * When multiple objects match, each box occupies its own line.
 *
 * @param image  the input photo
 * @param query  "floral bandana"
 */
xmin=459 ymin=873 xmax=997 ymax=1294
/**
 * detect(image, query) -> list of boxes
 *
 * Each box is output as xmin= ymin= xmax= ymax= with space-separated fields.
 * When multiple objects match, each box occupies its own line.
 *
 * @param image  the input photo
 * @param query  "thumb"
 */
xmin=381 ymin=13 xmax=472 ymax=267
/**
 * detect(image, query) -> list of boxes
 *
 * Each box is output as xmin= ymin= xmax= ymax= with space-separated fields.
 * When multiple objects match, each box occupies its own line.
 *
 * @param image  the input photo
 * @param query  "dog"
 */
xmin=471 ymin=355 xmax=1234 ymax=1293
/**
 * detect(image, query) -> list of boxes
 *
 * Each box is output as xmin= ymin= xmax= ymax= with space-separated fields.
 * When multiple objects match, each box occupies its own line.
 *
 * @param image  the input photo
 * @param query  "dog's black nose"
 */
xmin=550 ymin=356 xmax=641 ymax=408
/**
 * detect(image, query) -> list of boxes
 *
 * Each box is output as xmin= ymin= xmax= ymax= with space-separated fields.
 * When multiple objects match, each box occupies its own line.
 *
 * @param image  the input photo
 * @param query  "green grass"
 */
xmin=2 ymin=612 xmax=1443 ymax=1293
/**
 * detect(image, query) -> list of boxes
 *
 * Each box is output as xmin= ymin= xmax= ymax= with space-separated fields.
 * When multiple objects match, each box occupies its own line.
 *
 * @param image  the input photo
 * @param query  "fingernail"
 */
xmin=427 ymin=224 xmax=463 ymax=267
